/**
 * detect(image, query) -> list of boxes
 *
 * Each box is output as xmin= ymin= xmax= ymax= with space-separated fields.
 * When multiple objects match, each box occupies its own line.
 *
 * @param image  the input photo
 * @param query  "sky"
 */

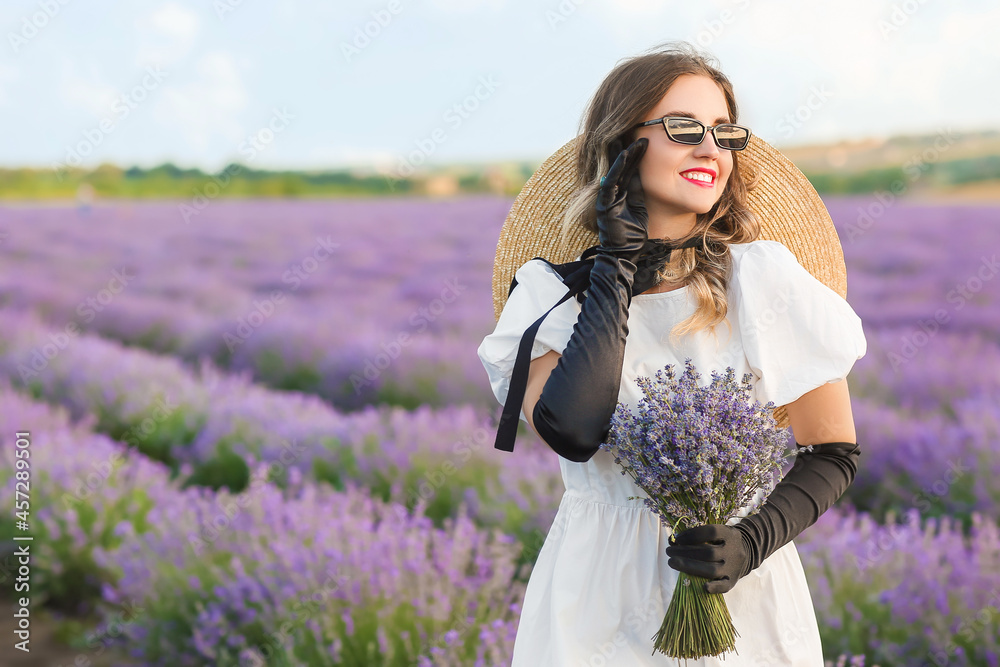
xmin=2 ymin=0 xmax=998 ymax=176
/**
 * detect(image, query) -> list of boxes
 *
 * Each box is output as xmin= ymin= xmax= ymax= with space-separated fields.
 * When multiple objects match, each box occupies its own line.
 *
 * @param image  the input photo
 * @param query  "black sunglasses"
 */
xmin=630 ymin=116 xmax=752 ymax=151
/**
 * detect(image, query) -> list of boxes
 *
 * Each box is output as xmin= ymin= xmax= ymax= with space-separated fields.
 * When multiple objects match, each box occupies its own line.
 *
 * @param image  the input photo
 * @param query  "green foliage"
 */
xmin=182 ymin=441 xmax=250 ymax=493
xmin=255 ymin=348 xmax=323 ymax=394
xmin=375 ymin=374 xmax=444 ymax=410
xmin=0 ymin=470 xmax=155 ymax=615
xmin=109 ymin=403 xmax=204 ymax=472
xmin=0 ymin=163 xmax=443 ymax=200
xmin=6 ymin=144 xmax=1000 ymax=200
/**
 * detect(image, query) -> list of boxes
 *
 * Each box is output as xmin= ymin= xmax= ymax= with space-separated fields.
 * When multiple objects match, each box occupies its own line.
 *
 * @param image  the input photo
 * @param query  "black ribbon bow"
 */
xmin=631 ymin=236 xmax=705 ymax=297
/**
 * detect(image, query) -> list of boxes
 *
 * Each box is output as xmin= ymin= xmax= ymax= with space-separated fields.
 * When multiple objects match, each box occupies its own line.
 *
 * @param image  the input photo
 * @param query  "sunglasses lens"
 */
xmin=665 ymin=118 xmax=704 ymax=145
xmin=716 ymin=125 xmax=749 ymax=150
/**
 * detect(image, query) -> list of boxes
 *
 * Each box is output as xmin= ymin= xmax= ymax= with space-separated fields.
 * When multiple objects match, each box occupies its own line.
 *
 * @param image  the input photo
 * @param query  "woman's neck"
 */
xmin=645 ymin=202 xmax=697 ymax=241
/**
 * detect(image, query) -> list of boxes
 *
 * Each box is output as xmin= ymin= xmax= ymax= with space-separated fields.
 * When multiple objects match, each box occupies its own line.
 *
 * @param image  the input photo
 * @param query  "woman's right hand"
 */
xmin=518 ymin=138 xmax=650 ymax=463
xmin=595 ymin=137 xmax=649 ymax=265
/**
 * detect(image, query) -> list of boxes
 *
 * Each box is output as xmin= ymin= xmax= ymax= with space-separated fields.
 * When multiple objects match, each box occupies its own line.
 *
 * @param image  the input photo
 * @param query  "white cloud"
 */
xmin=939 ymin=7 xmax=1000 ymax=59
xmin=153 ymin=51 xmax=249 ymax=155
xmin=673 ymin=1 xmax=995 ymax=143
xmin=153 ymin=2 xmax=201 ymax=39
xmin=57 ymin=60 xmax=123 ymax=118
xmin=8 ymin=0 xmax=996 ymax=170
xmin=134 ymin=2 xmax=202 ymax=67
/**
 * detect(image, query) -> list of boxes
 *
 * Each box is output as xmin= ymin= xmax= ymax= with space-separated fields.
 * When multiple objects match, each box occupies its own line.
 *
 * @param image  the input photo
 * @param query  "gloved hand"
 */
xmin=531 ymin=139 xmax=649 ymax=462
xmin=665 ymin=441 xmax=862 ymax=594
xmin=595 ymin=137 xmax=649 ymax=265
xmin=596 ymin=139 xmax=705 ymax=295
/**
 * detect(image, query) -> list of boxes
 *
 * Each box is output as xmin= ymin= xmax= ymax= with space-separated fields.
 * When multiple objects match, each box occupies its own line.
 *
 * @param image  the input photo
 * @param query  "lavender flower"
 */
xmin=602 ymin=359 xmax=791 ymax=530
xmin=601 ymin=359 xmax=793 ymax=660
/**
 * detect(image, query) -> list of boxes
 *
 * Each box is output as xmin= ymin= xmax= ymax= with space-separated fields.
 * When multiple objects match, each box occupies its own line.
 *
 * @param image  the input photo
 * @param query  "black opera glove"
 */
xmin=530 ymin=143 xmax=649 ymax=463
xmin=598 ymin=136 xmax=701 ymax=296
xmin=665 ymin=441 xmax=862 ymax=594
xmin=595 ymin=137 xmax=649 ymax=265
xmin=595 ymin=137 xmax=704 ymax=295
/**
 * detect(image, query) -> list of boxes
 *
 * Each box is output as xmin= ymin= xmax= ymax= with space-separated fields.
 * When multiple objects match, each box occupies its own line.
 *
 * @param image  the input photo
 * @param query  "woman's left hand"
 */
xmin=665 ymin=523 xmax=753 ymax=594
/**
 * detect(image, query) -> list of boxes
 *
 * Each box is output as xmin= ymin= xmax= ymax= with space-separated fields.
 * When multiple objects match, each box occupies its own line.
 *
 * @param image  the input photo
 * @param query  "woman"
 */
xmin=477 ymin=42 xmax=866 ymax=665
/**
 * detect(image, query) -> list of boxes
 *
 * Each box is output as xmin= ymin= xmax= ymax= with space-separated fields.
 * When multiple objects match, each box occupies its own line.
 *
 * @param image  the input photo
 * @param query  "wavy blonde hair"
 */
xmin=560 ymin=41 xmax=762 ymax=348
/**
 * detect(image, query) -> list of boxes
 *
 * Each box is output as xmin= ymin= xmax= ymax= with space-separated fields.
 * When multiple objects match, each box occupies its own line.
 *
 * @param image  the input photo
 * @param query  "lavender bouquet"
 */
xmin=600 ymin=359 xmax=792 ymax=661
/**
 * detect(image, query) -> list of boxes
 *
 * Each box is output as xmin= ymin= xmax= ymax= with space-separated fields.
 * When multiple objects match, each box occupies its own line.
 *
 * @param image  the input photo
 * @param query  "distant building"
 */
xmin=424 ymin=174 xmax=459 ymax=197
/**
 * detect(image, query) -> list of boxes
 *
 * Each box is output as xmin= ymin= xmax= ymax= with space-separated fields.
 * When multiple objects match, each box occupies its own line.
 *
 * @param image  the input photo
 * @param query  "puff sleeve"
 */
xmin=734 ymin=240 xmax=867 ymax=408
xmin=477 ymin=259 xmax=582 ymax=422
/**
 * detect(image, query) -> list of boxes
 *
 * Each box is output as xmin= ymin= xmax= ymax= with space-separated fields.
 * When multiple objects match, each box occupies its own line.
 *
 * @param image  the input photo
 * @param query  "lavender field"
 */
xmin=0 ymin=195 xmax=998 ymax=665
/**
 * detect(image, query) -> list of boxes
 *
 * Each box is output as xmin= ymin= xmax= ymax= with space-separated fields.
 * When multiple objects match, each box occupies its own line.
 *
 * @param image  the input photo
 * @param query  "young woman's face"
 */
xmin=632 ymin=74 xmax=734 ymax=222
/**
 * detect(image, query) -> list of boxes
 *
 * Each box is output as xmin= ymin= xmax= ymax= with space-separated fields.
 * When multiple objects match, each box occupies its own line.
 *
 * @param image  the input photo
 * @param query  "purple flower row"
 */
xmin=0 ymin=198 xmax=510 ymax=410
xmin=5 ymin=304 xmax=997 ymax=543
xmin=798 ymin=504 xmax=1000 ymax=667
xmin=6 ymin=199 xmax=995 ymax=416
xmin=4 ymin=378 xmax=995 ymax=665
xmin=0 ymin=383 xmax=523 ymax=665
xmin=0 ymin=307 xmax=565 ymax=543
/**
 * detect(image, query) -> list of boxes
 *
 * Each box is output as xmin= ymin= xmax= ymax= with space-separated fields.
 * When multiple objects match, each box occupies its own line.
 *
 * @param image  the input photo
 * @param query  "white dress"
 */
xmin=477 ymin=240 xmax=867 ymax=666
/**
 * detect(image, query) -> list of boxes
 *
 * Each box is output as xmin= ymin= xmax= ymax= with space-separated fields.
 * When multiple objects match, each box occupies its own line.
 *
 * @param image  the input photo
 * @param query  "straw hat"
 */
xmin=489 ymin=133 xmax=848 ymax=430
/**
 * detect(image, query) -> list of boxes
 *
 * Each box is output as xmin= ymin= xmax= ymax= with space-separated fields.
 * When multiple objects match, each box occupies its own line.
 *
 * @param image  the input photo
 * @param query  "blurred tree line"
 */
xmin=0 ymin=161 xmax=542 ymax=200
xmin=1 ymin=137 xmax=998 ymax=201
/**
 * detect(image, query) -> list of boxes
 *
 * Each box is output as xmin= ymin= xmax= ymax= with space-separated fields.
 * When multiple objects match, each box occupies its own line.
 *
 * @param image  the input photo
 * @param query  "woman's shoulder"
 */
xmin=725 ymin=239 xmax=841 ymax=308
xmin=501 ymin=257 xmax=579 ymax=316
xmin=511 ymin=257 xmax=571 ymax=291
xmin=727 ymin=240 xmax=804 ymax=282
xmin=727 ymin=239 xmax=796 ymax=264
